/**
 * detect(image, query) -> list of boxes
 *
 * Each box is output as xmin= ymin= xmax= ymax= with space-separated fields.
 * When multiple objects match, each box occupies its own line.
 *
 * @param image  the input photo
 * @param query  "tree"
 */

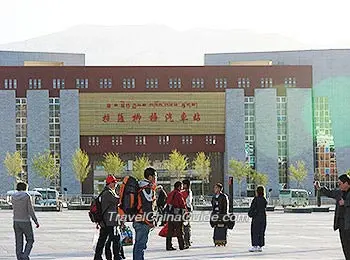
xmin=228 ymin=159 xmax=249 ymax=197
xmin=72 ymin=149 xmax=91 ymax=194
xmin=102 ymin=152 xmax=125 ymax=176
xmin=163 ymin=149 xmax=188 ymax=185
xmin=4 ymin=151 xmax=24 ymax=182
xmin=32 ymin=151 xmax=60 ymax=186
xmin=289 ymin=160 xmax=307 ymax=188
xmin=250 ymin=169 xmax=269 ymax=187
xmin=133 ymin=154 xmax=151 ymax=180
xmin=193 ymin=152 xmax=211 ymax=196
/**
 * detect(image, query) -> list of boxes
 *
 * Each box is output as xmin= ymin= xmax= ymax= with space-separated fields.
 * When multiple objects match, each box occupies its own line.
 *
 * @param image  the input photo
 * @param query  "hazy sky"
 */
xmin=1 ymin=0 xmax=349 ymax=45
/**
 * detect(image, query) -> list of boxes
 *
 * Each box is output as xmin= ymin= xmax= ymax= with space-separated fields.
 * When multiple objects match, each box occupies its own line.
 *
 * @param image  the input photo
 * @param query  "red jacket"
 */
xmin=166 ymin=189 xmax=186 ymax=209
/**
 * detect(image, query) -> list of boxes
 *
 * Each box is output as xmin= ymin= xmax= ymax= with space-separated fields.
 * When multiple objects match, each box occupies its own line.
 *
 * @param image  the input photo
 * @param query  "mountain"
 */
xmin=0 ymin=24 xmax=309 ymax=65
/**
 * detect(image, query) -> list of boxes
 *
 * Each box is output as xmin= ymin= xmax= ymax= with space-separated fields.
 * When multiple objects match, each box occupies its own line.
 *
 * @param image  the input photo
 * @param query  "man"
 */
xmin=181 ymin=179 xmax=193 ymax=248
xmin=166 ymin=181 xmax=187 ymax=251
xmin=94 ymin=175 xmax=120 ymax=260
xmin=12 ymin=182 xmax=40 ymax=260
xmin=315 ymin=173 xmax=350 ymax=259
xmin=156 ymin=185 xmax=167 ymax=226
xmin=133 ymin=167 xmax=157 ymax=260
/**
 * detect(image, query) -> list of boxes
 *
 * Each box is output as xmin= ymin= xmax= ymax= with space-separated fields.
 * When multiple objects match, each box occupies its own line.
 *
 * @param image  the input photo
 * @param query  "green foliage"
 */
xmin=32 ymin=151 xmax=59 ymax=182
xmin=72 ymin=149 xmax=91 ymax=184
xmin=133 ymin=154 xmax=151 ymax=180
xmin=4 ymin=151 xmax=24 ymax=181
xmin=228 ymin=159 xmax=249 ymax=183
xmin=250 ymin=168 xmax=269 ymax=186
xmin=289 ymin=160 xmax=307 ymax=188
xmin=102 ymin=152 xmax=125 ymax=176
xmin=193 ymin=152 xmax=211 ymax=182
xmin=163 ymin=149 xmax=189 ymax=179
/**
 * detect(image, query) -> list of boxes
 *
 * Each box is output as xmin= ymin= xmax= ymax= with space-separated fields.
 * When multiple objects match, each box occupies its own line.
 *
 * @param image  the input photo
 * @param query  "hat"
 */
xmin=338 ymin=174 xmax=350 ymax=184
xmin=106 ymin=175 xmax=117 ymax=185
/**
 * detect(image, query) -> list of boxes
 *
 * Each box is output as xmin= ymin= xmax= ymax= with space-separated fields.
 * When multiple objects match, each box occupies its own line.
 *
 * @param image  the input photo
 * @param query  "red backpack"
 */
xmin=88 ymin=190 xmax=107 ymax=223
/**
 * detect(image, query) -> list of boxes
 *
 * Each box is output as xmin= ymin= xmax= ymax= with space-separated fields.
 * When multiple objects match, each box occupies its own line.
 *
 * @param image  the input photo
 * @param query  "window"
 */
xmin=4 ymin=79 xmax=17 ymax=89
xmin=205 ymin=135 xmax=216 ymax=145
xmin=53 ymin=79 xmax=65 ymax=89
xmin=158 ymin=135 xmax=170 ymax=145
xmin=238 ymin=78 xmax=250 ymax=88
xmin=191 ymin=78 xmax=204 ymax=89
xmin=284 ymin=77 xmax=296 ymax=88
xmin=169 ymin=78 xmax=181 ymax=89
xmin=215 ymin=78 xmax=227 ymax=89
xmin=260 ymin=78 xmax=273 ymax=88
xmin=99 ymin=78 xmax=112 ymax=89
xmin=76 ymin=78 xmax=89 ymax=89
xmin=181 ymin=135 xmax=193 ymax=145
xmin=123 ymin=78 xmax=136 ymax=89
xmin=135 ymin=136 xmax=146 ymax=145
xmin=28 ymin=78 xmax=42 ymax=89
xmin=146 ymin=78 xmax=158 ymax=89
xmin=88 ymin=136 xmax=100 ymax=146
xmin=112 ymin=136 xmax=123 ymax=146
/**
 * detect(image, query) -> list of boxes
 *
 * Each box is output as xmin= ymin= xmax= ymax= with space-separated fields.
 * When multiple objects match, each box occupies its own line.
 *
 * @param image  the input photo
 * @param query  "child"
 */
xmin=248 ymin=186 xmax=267 ymax=252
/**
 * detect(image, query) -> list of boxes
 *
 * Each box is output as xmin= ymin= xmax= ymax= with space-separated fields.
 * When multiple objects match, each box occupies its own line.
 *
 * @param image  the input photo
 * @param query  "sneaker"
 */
xmin=249 ymin=246 xmax=258 ymax=252
xmin=257 ymin=246 xmax=262 ymax=252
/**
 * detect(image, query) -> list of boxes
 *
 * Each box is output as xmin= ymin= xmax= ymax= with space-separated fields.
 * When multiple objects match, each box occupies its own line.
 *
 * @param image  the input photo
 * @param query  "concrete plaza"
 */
xmin=0 ymin=208 xmax=345 ymax=260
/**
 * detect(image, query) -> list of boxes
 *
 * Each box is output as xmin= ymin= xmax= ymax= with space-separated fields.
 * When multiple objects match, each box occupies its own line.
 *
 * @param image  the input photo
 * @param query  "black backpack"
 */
xmin=88 ymin=190 xmax=106 ymax=223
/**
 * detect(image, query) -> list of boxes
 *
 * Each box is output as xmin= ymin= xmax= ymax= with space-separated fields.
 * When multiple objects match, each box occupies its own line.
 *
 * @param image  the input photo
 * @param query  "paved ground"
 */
xmin=0 ymin=208 xmax=345 ymax=260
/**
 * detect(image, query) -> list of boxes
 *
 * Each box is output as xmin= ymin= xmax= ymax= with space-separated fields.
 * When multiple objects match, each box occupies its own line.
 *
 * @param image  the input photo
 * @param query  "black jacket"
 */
xmin=248 ymin=196 xmax=267 ymax=219
xmin=100 ymin=187 xmax=118 ymax=227
xmin=157 ymin=189 xmax=167 ymax=209
xmin=320 ymin=187 xmax=350 ymax=230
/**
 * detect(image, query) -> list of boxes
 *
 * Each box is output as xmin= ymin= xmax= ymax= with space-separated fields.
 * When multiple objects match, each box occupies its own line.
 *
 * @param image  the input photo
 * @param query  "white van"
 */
xmin=279 ymin=189 xmax=309 ymax=207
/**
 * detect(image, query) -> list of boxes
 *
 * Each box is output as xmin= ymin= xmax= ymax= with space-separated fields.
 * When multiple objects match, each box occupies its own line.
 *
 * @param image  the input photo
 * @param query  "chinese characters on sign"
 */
xmin=102 ymin=111 xmax=200 ymax=123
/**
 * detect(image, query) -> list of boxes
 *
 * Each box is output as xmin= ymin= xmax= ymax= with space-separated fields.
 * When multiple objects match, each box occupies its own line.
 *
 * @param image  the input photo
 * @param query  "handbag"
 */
xmin=120 ymin=225 xmax=133 ymax=246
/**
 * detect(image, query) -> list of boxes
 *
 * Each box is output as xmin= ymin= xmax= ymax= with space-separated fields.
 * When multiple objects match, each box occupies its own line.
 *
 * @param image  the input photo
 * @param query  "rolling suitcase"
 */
xmin=213 ymin=224 xmax=227 ymax=246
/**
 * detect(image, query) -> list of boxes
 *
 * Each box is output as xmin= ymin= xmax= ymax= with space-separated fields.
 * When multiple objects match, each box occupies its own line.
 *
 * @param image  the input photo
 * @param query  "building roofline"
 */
xmin=205 ymin=48 xmax=350 ymax=56
xmin=0 ymin=50 xmax=85 ymax=56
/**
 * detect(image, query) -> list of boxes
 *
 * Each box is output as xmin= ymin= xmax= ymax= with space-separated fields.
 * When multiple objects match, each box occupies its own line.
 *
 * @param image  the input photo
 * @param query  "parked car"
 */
xmin=5 ymin=190 xmax=43 ymax=207
xmin=279 ymin=189 xmax=309 ymax=207
xmin=32 ymin=188 xmax=63 ymax=211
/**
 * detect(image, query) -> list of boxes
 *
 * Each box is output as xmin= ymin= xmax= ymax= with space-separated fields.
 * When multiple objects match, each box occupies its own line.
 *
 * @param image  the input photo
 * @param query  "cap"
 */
xmin=106 ymin=175 xmax=117 ymax=185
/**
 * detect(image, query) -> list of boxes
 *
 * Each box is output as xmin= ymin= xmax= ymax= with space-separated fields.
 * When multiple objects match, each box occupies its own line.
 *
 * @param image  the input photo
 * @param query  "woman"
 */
xmin=248 ymin=185 xmax=267 ymax=252
xmin=210 ymin=183 xmax=229 ymax=246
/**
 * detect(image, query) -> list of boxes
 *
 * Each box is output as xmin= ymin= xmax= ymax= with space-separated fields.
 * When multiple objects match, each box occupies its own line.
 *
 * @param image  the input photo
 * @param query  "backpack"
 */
xmin=118 ymin=176 xmax=139 ymax=221
xmin=88 ymin=190 xmax=106 ymax=223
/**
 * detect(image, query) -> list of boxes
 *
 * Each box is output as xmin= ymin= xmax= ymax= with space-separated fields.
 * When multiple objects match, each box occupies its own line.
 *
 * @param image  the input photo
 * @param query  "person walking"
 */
xmin=12 ymin=182 xmax=40 ymax=260
xmin=210 ymin=183 xmax=229 ymax=246
xmin=181 ymin=179 xmax=193 ymax=248
xmin=315 ymin=173 xmax=350 ymax=259
xmin=165 ymin=181 xmax=187 ymax=250
xmin=248 ymin=186 xmax=267 ymax=252
xmin=156 ymin=185 xmax=167 ymax=226
xmin=94 ymin=175 xmax=121 ymax=260
xmin=133 ymin=167 xmax=157 ymax=260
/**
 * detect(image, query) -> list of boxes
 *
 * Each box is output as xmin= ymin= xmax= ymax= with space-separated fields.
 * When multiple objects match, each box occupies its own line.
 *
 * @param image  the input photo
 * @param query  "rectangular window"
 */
xmin=169 ymin=78 xmax=182 ymax=89
xmin=123 ymin=78 xmax=136 ymax=89
xmin=112 ymin=136 xmax=123 ymax=145
xmin=238 ymin=78 xmax=250 ymax=88
xmin=88 ymin=136 xmax=100 ymax=146
xmin=205 ymin=135 xmax=217 ymax=145
xmin=53 ymin=79 xmax=65 ymax=89
xmin=76 ymin=78 xmax=89 ymax=89
xmin=158 ymin=135 xmax=170 ymax=145
xmin=99 ymin=78 xmax=112 ymax=88
xmin=260 ymin=78 xmax=273 ymax=88
xmin=191 ymin=78 xmax=204 ymax=89
xmin=146 ymin=78 xmax=159 ymax=89
xmin=135 ymin=136 xmax=146 ymax=145
xmin=284 ymin=77 xmax=296 ymax=88
xmin=215 ymin=78 xmax=227 ymax=89
xmin=181 ymin=135 xmax=193 ymax=145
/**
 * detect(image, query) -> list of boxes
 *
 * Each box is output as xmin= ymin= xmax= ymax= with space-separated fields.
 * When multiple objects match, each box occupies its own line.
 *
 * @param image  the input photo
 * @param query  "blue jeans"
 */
xmin=133 ymin=222 xmax=150 ymax=260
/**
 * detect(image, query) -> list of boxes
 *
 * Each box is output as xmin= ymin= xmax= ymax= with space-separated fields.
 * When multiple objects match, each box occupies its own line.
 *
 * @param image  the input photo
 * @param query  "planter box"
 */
xmin=68 ymin=204 xmax=90 ymax=210
xmin=284 ymin=207 xmax=312 ymax=213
